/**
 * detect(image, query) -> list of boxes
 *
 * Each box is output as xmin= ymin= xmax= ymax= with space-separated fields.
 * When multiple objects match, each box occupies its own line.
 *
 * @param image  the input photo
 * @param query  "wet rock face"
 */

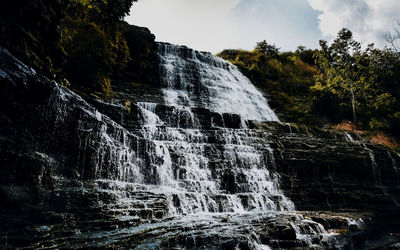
xmin=263 ymin=123 xmax=400 ymax=213
xmin=1 ymin=45 xmax=400 ymax=249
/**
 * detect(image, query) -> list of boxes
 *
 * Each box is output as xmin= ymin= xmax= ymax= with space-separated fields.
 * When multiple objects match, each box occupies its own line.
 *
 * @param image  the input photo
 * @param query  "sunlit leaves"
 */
xmin=59 ymin=0 xmax=134 ymax=97
xmin=313 ymin=28 xmax=400 ymax=131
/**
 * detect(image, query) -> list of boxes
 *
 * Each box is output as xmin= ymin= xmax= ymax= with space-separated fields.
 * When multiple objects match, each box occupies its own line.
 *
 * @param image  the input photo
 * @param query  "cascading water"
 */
xmin=117 ymin=42 xmax=294 ymax=215
xmin=158 ymin=42 xmax=279 ymax=122
xmin=87 ymin=42 xmax=294 ymax=219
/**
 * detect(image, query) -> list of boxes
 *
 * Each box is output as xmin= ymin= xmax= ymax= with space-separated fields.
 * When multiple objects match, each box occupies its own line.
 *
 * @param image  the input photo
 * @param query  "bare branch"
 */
xmin=385 ymin=19 xmax=400 ymax=52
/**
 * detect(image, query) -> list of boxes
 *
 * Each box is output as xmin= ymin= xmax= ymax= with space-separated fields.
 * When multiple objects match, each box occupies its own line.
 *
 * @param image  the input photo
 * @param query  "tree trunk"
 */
xmin=350 ymin=81 xmax=357 ymax=123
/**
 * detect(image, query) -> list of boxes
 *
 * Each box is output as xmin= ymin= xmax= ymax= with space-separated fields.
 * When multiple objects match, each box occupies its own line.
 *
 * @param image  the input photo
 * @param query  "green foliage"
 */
xmin=312 ymin=28 xmax=363 ymax=122
xmin=255 ymin=40 xmax=280 ymax=57
xmin=220 ymin=34 xmax=400 ymax=137
xmin=312 ymin=28 xmax=400 ymax=134
xmin=295 ymin=46 xmax=317 ymax=66
xmin=87 ymin=0 xmax=136 ymax=21
xmin=58 ymin=0 xmax=135 ymax=97
xmin=67 ymin=0 xmax=136 ymax=22
xmin=1 ymin=0 xmax=156 ymax=97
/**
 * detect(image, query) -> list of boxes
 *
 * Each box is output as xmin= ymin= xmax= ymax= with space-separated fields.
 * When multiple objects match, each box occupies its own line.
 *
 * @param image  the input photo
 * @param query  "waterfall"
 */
xmin=158 ymin=42 xmax=279 ymax=122
xmin=44 ymin=43 xmax=294 ymax=216
xmin=109 ymin=42 xmax=294 ymax=215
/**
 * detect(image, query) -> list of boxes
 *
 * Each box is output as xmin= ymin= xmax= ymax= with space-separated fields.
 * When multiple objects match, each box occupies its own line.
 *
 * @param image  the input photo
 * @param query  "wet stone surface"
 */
xmin=0 ymin=45 xmax=400 ymax=249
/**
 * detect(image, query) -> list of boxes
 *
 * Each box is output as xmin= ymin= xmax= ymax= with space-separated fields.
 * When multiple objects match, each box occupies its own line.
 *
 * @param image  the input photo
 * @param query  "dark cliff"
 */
xmin=118 ymin=22 xmax=160 ymax=87
xmin=262 ymin=122 xmax=400 ymax=237
xmin=1 ymin=46 xmax=400 ymax=248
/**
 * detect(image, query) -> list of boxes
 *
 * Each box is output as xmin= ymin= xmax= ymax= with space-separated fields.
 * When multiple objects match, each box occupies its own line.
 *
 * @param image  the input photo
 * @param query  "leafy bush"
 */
xmin=58 ymin=0 xmax=135 ymax=97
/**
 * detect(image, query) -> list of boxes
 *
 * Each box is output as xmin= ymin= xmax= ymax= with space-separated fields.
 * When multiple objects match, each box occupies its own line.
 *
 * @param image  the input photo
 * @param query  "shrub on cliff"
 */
xmin=0 ymin=0 xmax=140 ymax=97
xmin=59 ymin=0 xmax=136 ymax=97
xmin=255 ymin=40 xmax=280 ymax=57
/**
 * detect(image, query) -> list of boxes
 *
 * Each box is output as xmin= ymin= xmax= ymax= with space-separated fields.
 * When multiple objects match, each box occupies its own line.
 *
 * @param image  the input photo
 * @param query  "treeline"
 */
xmin=218 ymin=29 xmax=400 ymax=139
xmin=0 ymin=0 xmax=160 ymax=98
xmin=312 ymin=29 xmax=400 ymax=133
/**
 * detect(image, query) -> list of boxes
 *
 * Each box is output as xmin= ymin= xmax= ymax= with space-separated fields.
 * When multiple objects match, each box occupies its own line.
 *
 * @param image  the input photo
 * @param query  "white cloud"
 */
xmin=126 ymin=0 xmax=323 ymax=53
xmin=125 ymin=0 xmax=240 ymax=53
xmin=308 ymin=0 xmax=400 ymax=47
xmin=228 ymin=0 xmax=322 ymax=51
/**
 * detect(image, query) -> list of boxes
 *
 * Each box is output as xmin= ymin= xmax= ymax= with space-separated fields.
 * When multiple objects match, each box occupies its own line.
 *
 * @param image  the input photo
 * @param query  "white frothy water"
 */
xmin=48 ymin=43 xmax=293 ymax=217
xmin=344 ymin=132 xmax=355 ymax=142
xmin=135 ymin=102 xmax=294 ymax=214
xmin=127 ymin=42 xmax=293 ymax=215
xmin=120 ymin=43 xmax=293 ymax=215
xmin=158 ymin=43 xmax=279 ymax=122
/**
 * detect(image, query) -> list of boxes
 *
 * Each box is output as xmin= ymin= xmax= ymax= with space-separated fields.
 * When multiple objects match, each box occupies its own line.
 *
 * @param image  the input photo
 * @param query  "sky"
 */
xmin=125 ymin=0 xmax=400 ymax=54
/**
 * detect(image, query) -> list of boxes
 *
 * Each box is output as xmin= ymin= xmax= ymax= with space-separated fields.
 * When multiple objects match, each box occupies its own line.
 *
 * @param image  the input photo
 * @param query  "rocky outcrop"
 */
xmin=118 ymin=22 xmax=160 ymax=86
xmin=249 ymin=122 xmax=400 ymax=212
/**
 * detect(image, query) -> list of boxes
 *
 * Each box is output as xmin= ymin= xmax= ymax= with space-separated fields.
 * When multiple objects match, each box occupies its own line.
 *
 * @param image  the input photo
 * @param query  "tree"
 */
xmin=59 ymin=0 xmax=135 ymax=96
xmin=384 ymin=20 xmax=400 ymax=53
xmin=312 ymin=28 xmax=362 ymax=122
xmin=255 ymin=40 xmax=280 ymax=57
xmin=90 ymin=0 xmax=137 ymax=21
xmin=360 ymin=46 xmax=400 ymax=130
xmin=312 ymin=28 xmax=400 ymax=131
